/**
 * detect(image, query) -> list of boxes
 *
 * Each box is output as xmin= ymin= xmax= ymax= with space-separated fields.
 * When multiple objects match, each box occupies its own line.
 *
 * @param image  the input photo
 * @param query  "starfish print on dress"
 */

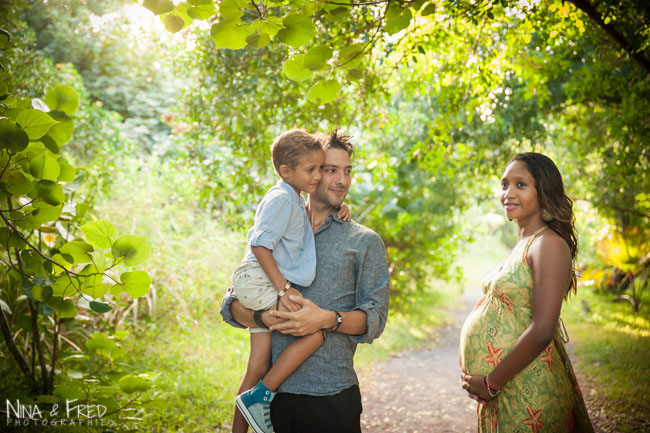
xmin=495 ymin=290 xmax=514 ymax=311
xmin=522 ymin=405 xmax=544 ymax=433
xmin=540 ymin=346 xmax=555 ymax=372
xmin=482 ymin=341 xmax=505 ymax=368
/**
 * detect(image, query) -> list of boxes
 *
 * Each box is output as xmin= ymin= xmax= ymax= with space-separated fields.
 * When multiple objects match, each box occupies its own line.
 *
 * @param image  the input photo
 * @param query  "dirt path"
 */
xmin=359 ymin=288 xmax=483 ymax=433
xmin=359 ymin=288 xmax=615 ymax=433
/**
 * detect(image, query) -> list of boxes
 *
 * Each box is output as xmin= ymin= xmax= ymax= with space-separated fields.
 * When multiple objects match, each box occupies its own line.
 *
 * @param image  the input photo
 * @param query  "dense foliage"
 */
xmin=0 ymin=2 xmax=168 ymax=428
xmin=0 ymin=0 xmax=648 ymax=431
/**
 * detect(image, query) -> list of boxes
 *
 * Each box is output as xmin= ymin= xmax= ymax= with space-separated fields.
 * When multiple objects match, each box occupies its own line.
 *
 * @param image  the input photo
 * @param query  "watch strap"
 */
xmin=329 ymin=310 xmax=342 ymax=332
xmin=253 ymin=309 xmax=268 ymax=329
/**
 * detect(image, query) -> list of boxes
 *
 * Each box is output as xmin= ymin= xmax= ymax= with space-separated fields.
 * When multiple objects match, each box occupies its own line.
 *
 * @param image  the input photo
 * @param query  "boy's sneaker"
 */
xmin=235 ymin=380 xmax=276 ymax=433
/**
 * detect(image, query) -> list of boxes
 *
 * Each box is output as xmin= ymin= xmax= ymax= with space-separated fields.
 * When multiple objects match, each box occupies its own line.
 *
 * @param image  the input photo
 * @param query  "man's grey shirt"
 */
xmin=220 ymin=213 xmax=390 ymax=396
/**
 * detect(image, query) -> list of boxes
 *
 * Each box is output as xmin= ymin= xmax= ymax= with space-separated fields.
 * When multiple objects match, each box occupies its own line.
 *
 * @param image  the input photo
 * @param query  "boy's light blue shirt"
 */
xmin=242 ymin=180 xmax=316 ymax=287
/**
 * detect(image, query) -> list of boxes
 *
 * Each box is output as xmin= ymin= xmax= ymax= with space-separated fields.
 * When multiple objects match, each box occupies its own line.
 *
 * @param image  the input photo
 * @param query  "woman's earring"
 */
xmin=541 ymin=208 xmax=553 ymax=222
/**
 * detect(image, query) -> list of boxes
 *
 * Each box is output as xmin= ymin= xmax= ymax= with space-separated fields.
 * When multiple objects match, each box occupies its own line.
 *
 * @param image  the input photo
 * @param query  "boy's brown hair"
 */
xmin=271 ymin=129 xmax=323 ymax=177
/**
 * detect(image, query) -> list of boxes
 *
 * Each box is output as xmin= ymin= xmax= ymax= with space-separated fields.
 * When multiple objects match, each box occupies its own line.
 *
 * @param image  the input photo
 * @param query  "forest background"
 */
xmin=0 ymin=0 xmax=649 ymax=431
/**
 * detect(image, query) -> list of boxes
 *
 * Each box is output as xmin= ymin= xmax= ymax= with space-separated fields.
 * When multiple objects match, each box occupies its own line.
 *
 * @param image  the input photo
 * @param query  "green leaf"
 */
xmin=282 ymin=55 xmax=313 ymax=82
xmin=32 ymin=286 xmax=52 ymax=302
xmin=277 ymin=15 xmax=315 ymax=48
xmin=210 ymin=19 xmax=251 ymax=49
xmin=15 ymin=109 xmax=57 ymax=140
xmin=219 ymin=0 xmax=247 ymax=19
xmin=60 ymin=241 xmax=94 ymax=264
xmin=83 ymin=282 xmax=108 ymax=298
xmin=0 ymin=299 xmax=11 ymax=315
xmin=0 ymin=118 xmax=29 ymax=152
xmin=109 ymin=283 xmax=125 ymax=296
xmin=50 ymin=274 xmax=77 ymax=298
xmin=48 ymin=297 xmax=77 ymax=318
xmin=32 ymin=180 xmax=64 ymax=206
xmin=57 ymin=157 xmax=75 ymax=182
xmin=43 ymin=85 xmax=79 ymax=116
xmin=38 ymin=302 xmax=54 ymax=316
xmin=5 ymin=170 xmax=33 ymax=195
xmin=337 ymin=44 xmax=364 ymax=70
xmin=0 ymin=29 xmax=10 ymax=48
xmin=163 ymin=14 xmax=185 ymax=32
xmin=143 ymin=0 xmax=174 ymax=15
xmin=28 ymin=203 xmax=63 ymax=225
xmin=247 ymin=17 xmax=283 ymax=39
xmin=80 ymin=219 xmax=116 ymax=249
xmin=30 ymin=154 xmax=60 ymax=181
xmin=112 ymin=235 xmax=150 ymax=266
xmin=246 ymin=32 xmax=271 ymax=49
xmin=47 ymin=111 xmax=74 ymax=147
xmin=187 ymin=4 xmax=216 ymax=20
xmin=306 ymin=79 xmax=341 ymax=104
xmin=85 ymin=332 xmax=118 ymax=351
xmin=120 ymin=271 xmax=152 ymax=298
xmin=53 ymin=384 xmax=84 ymax=401
xmin=347 ymin=69 xmax=364 ymax=81
xmin=385 ymin=3 xmax=412 ymax=35
xmin=303 ymin=45 xmax=333 ymax=71
xmin=118 ymin=374 xmax=152 ymax=394
xmin=89 ymin=300 xmax=112 ymax=313
xmin=421 ymin=3 xmax=436 ymax=16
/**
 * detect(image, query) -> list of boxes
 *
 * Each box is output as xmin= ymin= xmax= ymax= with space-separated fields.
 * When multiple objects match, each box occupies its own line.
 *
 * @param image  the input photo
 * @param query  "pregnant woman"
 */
xmin=459 ymin=153 xmax=593 ymax=432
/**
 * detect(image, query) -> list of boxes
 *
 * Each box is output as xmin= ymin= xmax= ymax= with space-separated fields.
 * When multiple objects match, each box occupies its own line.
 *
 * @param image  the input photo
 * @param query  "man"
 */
xmin=220 ymin=130 xmax=390 ymax=433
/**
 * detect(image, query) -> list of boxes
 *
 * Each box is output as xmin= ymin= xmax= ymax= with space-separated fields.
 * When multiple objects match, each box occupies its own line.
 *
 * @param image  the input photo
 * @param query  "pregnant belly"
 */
xmin=459 ymin=299 xmax=525 ymax=375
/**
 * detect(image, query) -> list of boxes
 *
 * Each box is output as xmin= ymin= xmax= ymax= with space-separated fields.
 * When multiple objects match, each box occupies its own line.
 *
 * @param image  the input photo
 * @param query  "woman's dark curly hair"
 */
xmin=510 ymin=152 xmax=578 ymax=296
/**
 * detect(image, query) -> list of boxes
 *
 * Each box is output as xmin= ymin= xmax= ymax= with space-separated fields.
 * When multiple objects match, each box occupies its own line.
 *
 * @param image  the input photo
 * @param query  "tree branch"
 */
xmin=0 ymin=211 xmax=82 ymax=277
xmin=0 ymin=307 xmax=36 ymax=390
xmin=569 ymin=0 xmax=650 ymax=75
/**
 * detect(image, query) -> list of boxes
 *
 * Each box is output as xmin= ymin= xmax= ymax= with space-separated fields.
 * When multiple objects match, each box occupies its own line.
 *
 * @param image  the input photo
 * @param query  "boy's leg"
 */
xmin=232 ymin=332 xmax=272 ymax=433
xmin=262 ymin=331 xmax=325 ymax=392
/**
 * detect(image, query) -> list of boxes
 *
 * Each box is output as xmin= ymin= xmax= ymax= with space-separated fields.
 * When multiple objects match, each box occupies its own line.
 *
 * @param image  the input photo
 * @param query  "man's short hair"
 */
xmin=318 ymin=128 xmax=354 ymax=156
xmin=271 ymin=129 xmax=323 ymax=176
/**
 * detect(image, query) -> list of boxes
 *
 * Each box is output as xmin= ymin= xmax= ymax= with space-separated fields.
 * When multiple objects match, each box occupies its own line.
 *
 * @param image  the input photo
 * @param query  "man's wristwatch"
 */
xmin=329 ymin=310 xmax=342 ymax=332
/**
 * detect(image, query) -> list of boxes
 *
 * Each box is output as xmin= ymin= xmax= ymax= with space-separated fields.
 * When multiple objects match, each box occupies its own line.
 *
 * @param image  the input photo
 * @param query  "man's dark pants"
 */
xmin=271 ymin=385 xmax=362 ymax=433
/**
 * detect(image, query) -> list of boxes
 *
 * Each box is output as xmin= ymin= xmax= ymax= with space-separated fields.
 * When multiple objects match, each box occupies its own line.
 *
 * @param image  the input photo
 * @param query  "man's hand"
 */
xmin=278 ymin=287 xmax=303 ymax=312
xmin=269 ymin=295 xmax=329 ymax=336
xmin=230 ymin=299 xmax=287 ymax=329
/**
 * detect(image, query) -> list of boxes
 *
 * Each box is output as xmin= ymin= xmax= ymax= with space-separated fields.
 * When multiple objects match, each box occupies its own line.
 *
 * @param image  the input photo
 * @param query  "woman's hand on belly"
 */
xmin=461 ymin=373 xmax=495 ymax=405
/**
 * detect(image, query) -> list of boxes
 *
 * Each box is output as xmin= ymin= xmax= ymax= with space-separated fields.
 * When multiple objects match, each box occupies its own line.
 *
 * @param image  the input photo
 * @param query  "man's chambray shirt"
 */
xmin=220 ymin=212 xmax=390 ymax=396
xmin=242 ymin=180 xmax=316 ymax=287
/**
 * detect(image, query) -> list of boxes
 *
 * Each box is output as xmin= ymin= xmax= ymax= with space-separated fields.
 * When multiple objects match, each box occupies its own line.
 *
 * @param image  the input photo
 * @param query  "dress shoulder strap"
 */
xmin=522 ymin=226 xmax=548 ymax=264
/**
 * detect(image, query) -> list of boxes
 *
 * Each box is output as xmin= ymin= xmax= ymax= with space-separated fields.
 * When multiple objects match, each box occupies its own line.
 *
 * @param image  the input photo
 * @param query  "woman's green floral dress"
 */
xmin=459 ymin=227 xmax=593 ymax=433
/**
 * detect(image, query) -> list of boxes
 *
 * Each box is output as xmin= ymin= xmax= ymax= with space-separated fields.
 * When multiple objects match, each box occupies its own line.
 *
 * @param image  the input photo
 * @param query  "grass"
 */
xmin=87 ymin=155 xmax=462 ymax=431
xmin=563 ymin=287 xmax=650 ymax=432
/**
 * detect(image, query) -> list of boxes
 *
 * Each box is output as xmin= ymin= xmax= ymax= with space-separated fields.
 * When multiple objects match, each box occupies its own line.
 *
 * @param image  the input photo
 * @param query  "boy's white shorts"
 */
xmin=232 ymin=261 xmax=277 ymax=333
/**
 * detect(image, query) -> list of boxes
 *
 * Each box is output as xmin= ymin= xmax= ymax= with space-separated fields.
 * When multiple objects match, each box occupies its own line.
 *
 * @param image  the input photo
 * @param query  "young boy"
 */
xmin=231 ymin=129 xmax=349 ymax=433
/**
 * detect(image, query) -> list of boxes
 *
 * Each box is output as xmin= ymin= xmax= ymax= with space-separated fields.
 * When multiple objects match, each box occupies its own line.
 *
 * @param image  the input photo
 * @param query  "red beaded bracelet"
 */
xmin=485 ymin=375 xmax=501 ymax=391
